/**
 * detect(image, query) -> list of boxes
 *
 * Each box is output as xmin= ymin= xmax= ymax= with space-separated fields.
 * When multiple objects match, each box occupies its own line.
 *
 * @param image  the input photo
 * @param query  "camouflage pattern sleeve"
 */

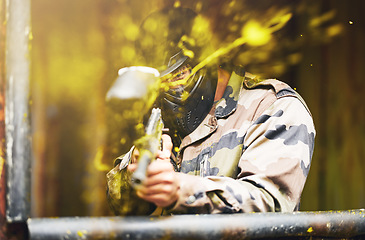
xmin=106 ymin=147 xmax=157 ymax=215
xmin=165 ymin=96 xmax=315 ymax=214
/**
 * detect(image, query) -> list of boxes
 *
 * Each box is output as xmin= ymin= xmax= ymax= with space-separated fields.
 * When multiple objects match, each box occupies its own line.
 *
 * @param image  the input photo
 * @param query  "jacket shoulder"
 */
xmin=242 ymin=74 xmax=311 ymax=116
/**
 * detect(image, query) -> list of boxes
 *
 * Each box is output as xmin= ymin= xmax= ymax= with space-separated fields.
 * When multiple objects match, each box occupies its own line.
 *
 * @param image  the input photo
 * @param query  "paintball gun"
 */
xmin=131 ymin=108 xmax=164 ymax=187
xmin=106 ymin=66 xmax=164 ymax=188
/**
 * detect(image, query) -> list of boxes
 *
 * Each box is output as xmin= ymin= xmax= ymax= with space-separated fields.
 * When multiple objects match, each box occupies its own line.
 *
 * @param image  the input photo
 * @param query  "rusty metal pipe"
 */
xmin=28 ymin=209 xmax=365 ymax=240
xmin=5 ymin=0 xmax=32 ymax=223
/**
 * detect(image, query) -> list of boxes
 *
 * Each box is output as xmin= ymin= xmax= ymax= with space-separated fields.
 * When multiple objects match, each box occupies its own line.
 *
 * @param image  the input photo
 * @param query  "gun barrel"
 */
xmin=146 ymin=108 xmax=162 ymax=134
xmin=131 ymin=108 xmax=164 ymax=188
xmin=131 ymin=154 xmax=151 ymax=186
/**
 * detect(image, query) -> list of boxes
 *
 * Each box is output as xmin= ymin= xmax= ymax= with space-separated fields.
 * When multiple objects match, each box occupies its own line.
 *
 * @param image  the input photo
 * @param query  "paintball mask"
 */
xmin=135 ymin=7 xmax=218 ymax=140
xmin=159 ymin=51 xmax=217 ymax=139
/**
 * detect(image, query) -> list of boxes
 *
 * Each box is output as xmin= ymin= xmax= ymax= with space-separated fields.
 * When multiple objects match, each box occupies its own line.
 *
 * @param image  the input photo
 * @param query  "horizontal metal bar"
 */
xmin=28 ymin=209 xmax=365 ymax=240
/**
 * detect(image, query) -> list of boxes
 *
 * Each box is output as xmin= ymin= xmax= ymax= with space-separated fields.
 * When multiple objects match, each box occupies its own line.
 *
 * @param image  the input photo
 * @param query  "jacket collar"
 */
xmin=214 ymin=66 xmax=245 ymax=118
xmin=179 ymin=66 xmax=246 ymax=151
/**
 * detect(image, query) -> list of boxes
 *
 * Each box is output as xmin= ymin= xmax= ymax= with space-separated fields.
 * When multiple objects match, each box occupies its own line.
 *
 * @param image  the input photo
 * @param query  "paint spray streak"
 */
xmin=95 ymin=13 xmax=292 ymax=172
xmin=163 ymin=13 xmax=292 ymax=87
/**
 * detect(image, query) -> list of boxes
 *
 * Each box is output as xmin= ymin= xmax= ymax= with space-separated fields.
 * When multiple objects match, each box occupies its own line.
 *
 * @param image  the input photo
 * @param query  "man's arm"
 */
xmin=106 ymin=134 xmax=174 ymax=215
xmin=106 ymin=147 xmax=157 ymax=216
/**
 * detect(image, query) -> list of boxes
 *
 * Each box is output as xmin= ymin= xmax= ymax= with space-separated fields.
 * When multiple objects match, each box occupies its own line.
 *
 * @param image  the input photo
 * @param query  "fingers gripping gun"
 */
xmin=106 ymin=66 xmax=163 ymax=188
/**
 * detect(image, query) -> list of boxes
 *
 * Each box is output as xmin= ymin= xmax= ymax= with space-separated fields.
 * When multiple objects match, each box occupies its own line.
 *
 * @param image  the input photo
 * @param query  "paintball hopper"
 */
xmin=106 ymin=66 xmax=161 ymax=123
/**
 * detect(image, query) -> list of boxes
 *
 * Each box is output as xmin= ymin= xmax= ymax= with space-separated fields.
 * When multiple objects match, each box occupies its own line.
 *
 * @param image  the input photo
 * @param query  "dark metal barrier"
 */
xmin=28 ymin=209 xmax=365 ymax=240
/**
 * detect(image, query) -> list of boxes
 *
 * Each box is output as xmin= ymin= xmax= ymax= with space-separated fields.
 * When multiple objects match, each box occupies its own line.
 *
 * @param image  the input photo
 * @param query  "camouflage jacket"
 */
xmin=106 ymin=66 xmax=316 ymax=215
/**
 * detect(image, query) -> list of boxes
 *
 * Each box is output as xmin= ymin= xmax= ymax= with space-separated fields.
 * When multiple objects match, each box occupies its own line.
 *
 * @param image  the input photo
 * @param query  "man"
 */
xmin=106 ymin=7 xmax=315 ymax=215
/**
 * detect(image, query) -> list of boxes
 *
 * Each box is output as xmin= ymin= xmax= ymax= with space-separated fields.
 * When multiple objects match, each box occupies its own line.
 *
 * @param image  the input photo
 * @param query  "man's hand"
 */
xmin=128 ymin=134 xmax=180 ymax=208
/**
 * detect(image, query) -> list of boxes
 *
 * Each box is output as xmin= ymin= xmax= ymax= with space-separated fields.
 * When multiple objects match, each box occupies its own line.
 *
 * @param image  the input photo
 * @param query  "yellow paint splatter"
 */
xmin=242 ymin=21 xmax=271 ymax=46
xmin=120 ymin=137 xmax=127 ymax=145
xmin=77 ymin=230 xmax=88 ymax=238
xmin=93 ymin=146 xmax=110 ymax=172
xmin=173 ymin=1 xmax=181 ymax=8
xmin=327 ymin=24 xmax=343 ymax=37
xmin=310 ymin=10 xmax=336 ymax=28
xmin=124 ymin=23 xmax=139 ymax=41
xmin=179 ymin=12 xmax=292 ymax=81
xmin=195 ymin=1 xmax=203 ymax=12
xmin=181 ymin=91 xmax=190 ymax=101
